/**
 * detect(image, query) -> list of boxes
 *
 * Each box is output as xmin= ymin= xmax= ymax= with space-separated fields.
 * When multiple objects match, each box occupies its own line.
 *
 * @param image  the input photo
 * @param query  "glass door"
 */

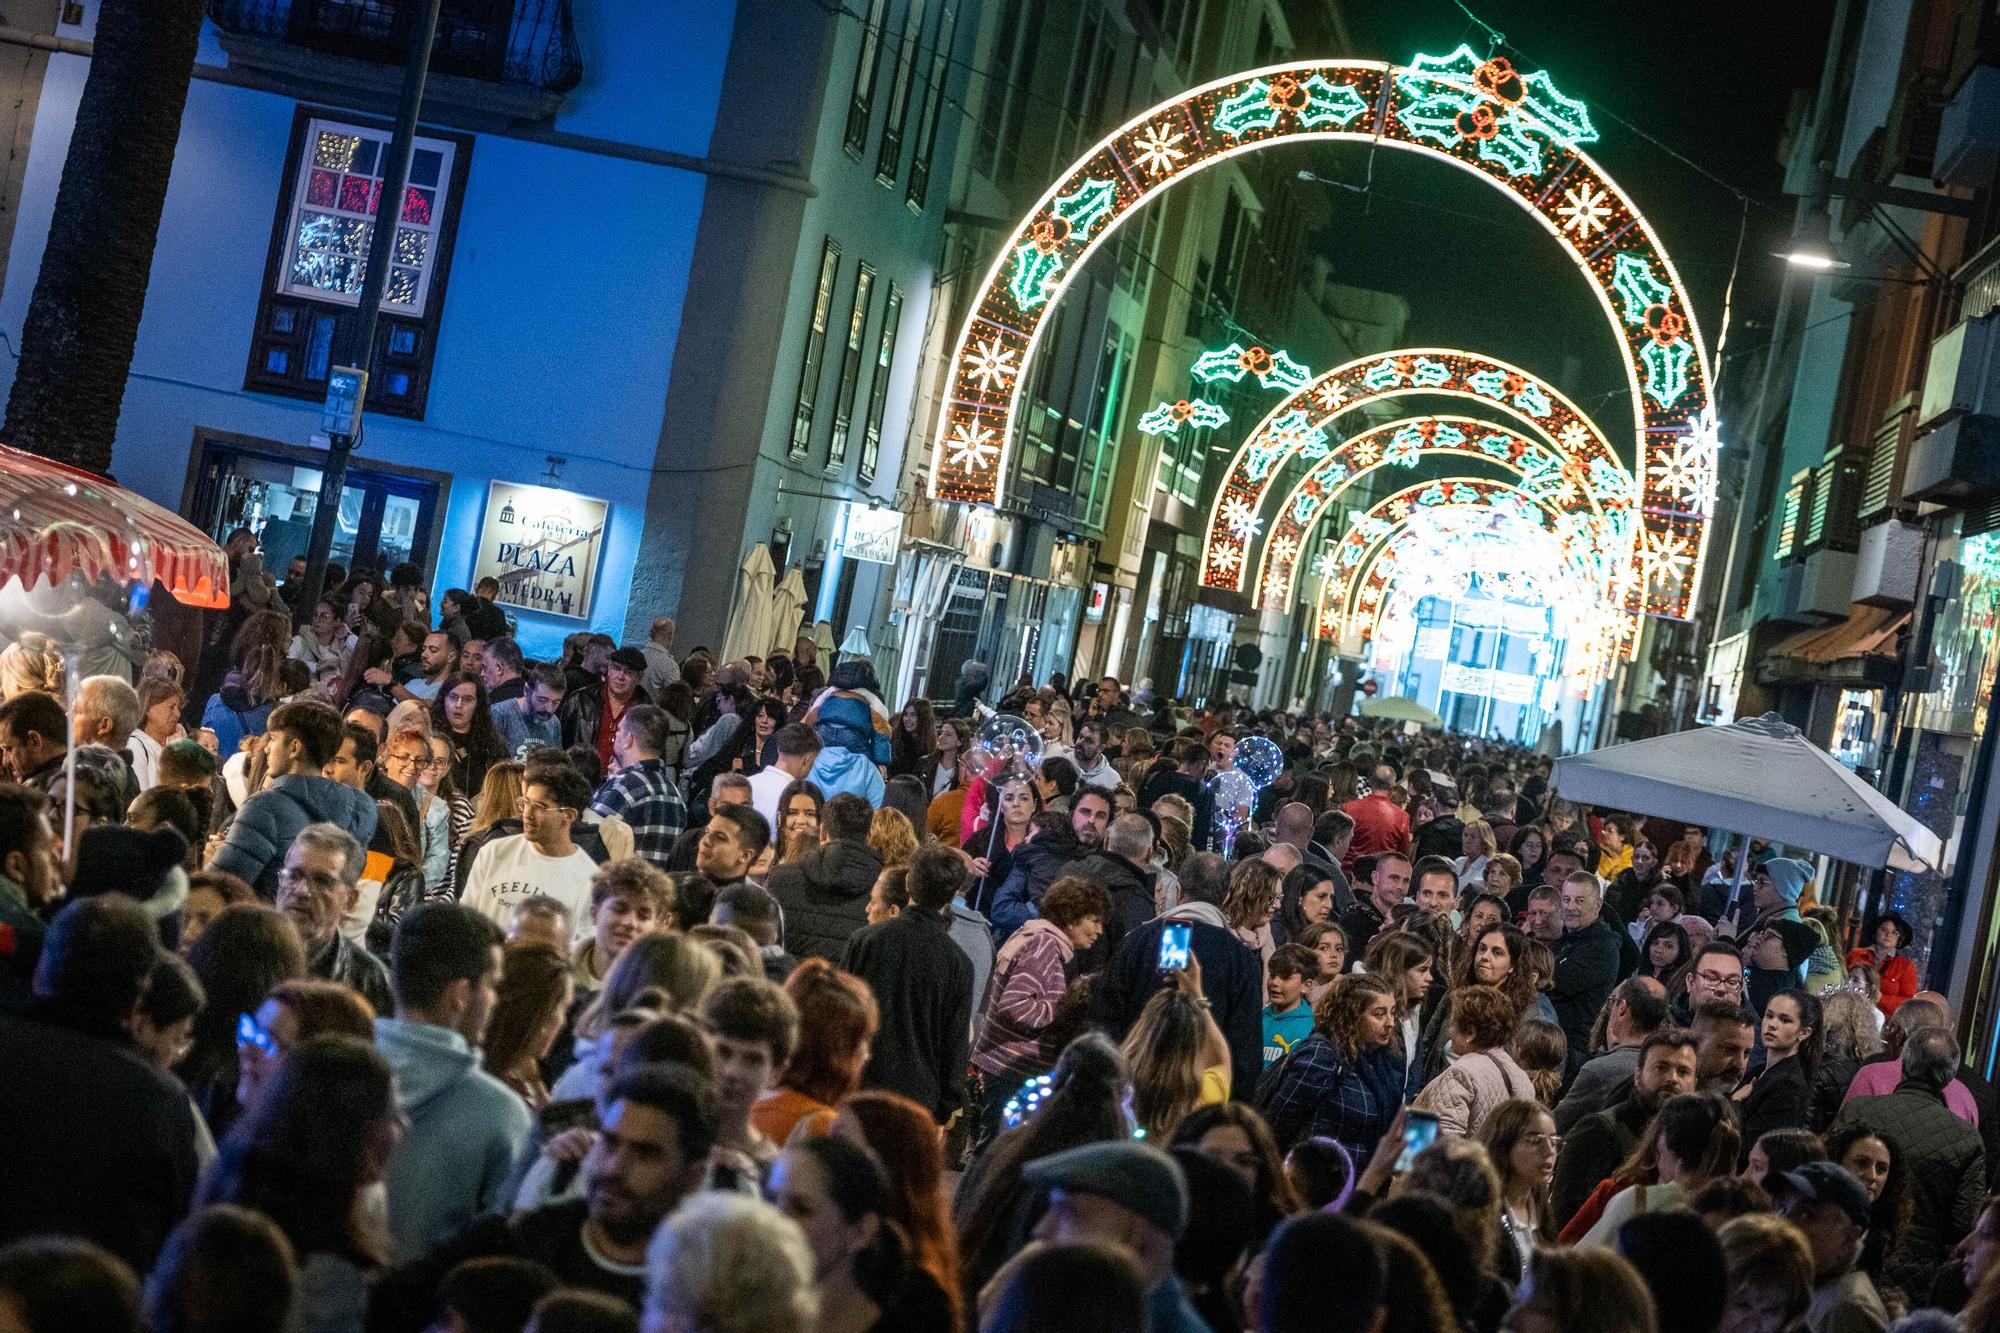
xmin=190 ymin=435 xmax=442 ymax=580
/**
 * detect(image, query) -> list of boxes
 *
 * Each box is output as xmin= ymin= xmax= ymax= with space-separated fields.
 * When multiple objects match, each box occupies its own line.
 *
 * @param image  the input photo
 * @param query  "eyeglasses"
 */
xmin=1520 ymin=1132 xmax=1563 ymax=1151
xmin=519 ymin=797 xmax=569 ymax=818
xmin=277 ymin=866 xmax=344 ymax=896
xmin=236 ymin=1011 xmax=278 ymax=1058
xmin=1695 ymin=969 xmax=1745 ymax=990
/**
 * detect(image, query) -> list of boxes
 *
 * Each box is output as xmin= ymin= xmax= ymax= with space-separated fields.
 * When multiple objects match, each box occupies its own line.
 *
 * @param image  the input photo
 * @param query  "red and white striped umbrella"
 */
xmin=0 ymin=442 xmax=228 ymax=607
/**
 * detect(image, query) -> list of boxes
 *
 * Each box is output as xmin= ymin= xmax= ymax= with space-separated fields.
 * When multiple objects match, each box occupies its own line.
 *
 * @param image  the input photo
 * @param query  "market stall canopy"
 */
xmin=0 ymin=443 xmax=228 ymax=607
xmin=1358 ymin=696 xmax=1442 ymax=727
xmin=1550 ymin=711 xmax=1942 ymax=871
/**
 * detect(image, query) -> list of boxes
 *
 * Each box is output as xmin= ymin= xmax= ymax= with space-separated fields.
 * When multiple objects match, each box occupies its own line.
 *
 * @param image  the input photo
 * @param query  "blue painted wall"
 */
xmin=0 ymin=4 xmax=737 ymax=659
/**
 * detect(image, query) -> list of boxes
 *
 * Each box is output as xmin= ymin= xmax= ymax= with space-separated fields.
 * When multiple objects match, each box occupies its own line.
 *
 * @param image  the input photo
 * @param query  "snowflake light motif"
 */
xmin=966 ymin=339 xmax=1019 ymax=393
xmin=1312 ymin=549 xmax=1339 ymax=579
xmin=1131 ymin=123 xmax=1187 ymax=176
xmin=1268 ymin=535 xmax=1300 ymax=568
xmin=1311 ymin=380 xmax=1350 ymax=414
xmin=1638 ymin=529 xmax=1695 ymax=592
xmin=1648 ymin=429 xmax=1716 ymax=505
xmin=947 ymin=424 xmax=999 ymax=471
xmin=1209 ymin=544 xmax=1244 ymax=576
xmin=1222 ymin=497 xmax=1263 ymax=539
xmin=1556 ymin=421 xmax=1593 ymax=455
xmin=1557 ymin=182 xmax=1612 ymax=239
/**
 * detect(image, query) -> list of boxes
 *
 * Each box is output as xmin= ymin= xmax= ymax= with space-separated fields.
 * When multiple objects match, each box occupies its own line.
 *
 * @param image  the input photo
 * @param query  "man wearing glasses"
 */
xmin=460 ymin=764 xmax=598 ymax=930
xmin=1674 ymin=939 xmax=1749 ymax=1024
xmin=275 ymin=821 xmax=393 ymax=1016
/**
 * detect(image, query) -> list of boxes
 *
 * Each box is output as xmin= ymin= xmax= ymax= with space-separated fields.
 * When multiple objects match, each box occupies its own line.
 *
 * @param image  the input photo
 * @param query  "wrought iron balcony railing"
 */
xmin=210 ymin=0 xmax=582 ymax=92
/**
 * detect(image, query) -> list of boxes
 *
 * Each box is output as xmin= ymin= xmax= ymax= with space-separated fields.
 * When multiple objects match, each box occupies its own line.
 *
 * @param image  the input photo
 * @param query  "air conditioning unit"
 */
xmin=1918 ymin=313 xmax=2000 ymax=433
xmin=1938 ymin=65 xmax=2000 ymax=187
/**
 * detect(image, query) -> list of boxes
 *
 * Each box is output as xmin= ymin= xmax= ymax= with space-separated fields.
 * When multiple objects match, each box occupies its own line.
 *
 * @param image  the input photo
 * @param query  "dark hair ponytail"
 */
xmin=795 ymin=1134 xmax=909 ymax=1305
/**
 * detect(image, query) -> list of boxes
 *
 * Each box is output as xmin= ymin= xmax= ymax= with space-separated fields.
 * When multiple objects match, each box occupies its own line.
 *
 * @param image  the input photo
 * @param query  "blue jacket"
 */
xmin=807 ymin=746 xmax=885 ymax=807
xmin=199 ymin=671 xmax=276 ymax=759
xmin=375 ymin=1016 xmax=532 ymax=1264
xmin=209 ymin=774 xmax=379 ymax=900
xmin=988 ymin=828 xmax=1081 ymax=940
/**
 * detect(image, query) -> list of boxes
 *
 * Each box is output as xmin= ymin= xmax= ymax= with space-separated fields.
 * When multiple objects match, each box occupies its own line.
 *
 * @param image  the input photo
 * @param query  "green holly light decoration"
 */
xmin=1138 ymin=397 xmax=1230 ymax=436
xmin=1394 ymin=46 xmax=1597 ymax=181
xmin=1007 ymin=177 xmax=1121 ymax=311
xmin=1640 ymin=339 xmax=1693 ymax=408
xmin=1214 ymin=73 xmax=1370 ymax=140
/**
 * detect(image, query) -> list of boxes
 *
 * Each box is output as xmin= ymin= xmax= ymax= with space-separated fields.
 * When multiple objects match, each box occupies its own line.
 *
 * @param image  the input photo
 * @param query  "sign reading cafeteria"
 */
xmin=472 ymin=481 xmax=608 ymax=620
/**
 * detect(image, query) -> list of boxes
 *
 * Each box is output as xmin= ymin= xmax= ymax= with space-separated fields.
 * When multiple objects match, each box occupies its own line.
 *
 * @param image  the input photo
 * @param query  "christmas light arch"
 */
xmin=1202 ymin=347 xmax=1631 ymax=600
xmin=1317 ymin=490 xmax=1627 ymax=689
xmin=925 ymin=46 xmax=1715 ymax=618
xmin=1247 ymin=414 xmax=1634 ymax=612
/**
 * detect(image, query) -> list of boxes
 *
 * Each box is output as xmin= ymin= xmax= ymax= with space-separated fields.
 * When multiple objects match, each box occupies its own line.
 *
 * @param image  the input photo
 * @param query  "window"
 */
xmin=843 ymin=0 xmax=891 ymax=155
xmin=875 ymin=0 xmax=927 ymax=184
xmin=247 ymin=108 xmax=471 ymax=418
xmin=904 ymin=5 xmax=956 ymax=211
xmin=830 ymin=264 xmax=875 ymax=470
xmin=789 ymin=239 xmax=843 ymax=460
xmin=1776 ymin=471 xmax=1806 ymax=560
xmin=859 ymin=285 xmax=903 ymax=483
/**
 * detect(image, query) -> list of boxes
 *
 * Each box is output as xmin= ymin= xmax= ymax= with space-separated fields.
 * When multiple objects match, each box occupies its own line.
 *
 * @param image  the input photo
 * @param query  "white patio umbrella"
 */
xmin=1550 ymin=711 xmax=1942 ymax=873
xmin=1358 ymin=695 xmax=1442 ymax=726
xmin=770 ymin=566 xmax=808 ymax=656
xmin=719 ymin=544 xmax=778 ymax=663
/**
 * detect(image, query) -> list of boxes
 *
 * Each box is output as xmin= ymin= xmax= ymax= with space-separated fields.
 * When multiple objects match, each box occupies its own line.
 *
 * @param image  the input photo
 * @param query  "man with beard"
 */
xmin=1550 ymin=1027 xmax=1698 ymax=1229
xmin=1338 ymin=851 xmax=1410 ymax=954
xmin=989 ymin=787 xmax=1113 ymax=940
xmin=370 ymin=1065 xmax=718 ymax=1330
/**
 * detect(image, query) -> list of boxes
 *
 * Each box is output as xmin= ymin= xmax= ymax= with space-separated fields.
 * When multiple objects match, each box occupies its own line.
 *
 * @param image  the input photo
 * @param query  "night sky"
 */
xmin=1282 ymin=0 xmax=1838 ymax=422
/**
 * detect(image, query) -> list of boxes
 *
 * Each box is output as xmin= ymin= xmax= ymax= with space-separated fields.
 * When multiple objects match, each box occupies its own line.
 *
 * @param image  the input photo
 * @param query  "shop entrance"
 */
xmin=183 ymin=429 xmax=450 ymax=582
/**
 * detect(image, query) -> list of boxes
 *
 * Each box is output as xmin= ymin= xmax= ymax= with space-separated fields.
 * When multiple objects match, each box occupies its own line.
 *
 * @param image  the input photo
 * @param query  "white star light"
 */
xmin=965 ymin=339 xmax=1018 ymax=393
xmin=1312 ymin=549 xmax=1339 ymax=578
xmin=1310 ymin=380 xmax=1349 ymax=414
xmin=1210 ymin=545 xmax=1244 ymax=575
xmin=1556 ymin=421 xmax=1593 ymax=455
xmin=1557 ymin=182 xmax=1612 ymax=239
xmin=1638 ymin=529 xmax=1695 ymax=591
xmin=1222 ymin=497 xmax=1263 ymax=539
xmin=1647 ymin=434 xmax=1714 ymax=503
xmin=947 ymin=423 xmax=999 ymax=471
xmin=1269 ymin=535 xmax=1300 ymax=567
xmin=1131 ymin=123 xmax=1188 ymax=176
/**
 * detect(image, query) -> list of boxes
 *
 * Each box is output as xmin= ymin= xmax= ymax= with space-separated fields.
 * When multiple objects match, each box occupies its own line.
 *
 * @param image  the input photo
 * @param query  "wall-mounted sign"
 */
xmin=1086 ymin=581 xmax=1109 ymax=621
xmin=842 ymin=504 xmax=904 ymax=565
xmin=473 ymin=481 xmax=607 ymax=621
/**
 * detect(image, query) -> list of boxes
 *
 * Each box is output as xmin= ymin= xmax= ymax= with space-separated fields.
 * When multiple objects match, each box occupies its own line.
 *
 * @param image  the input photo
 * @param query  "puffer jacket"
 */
xmin=199 ymin=670 xmax=275 ymax=759
xmin=1412 ymin=1046 xmax=1537 ymax=1139
xmin=208 ymin=773 xmax=379 ymax=900
xmin=988 ymin=827 xmax=1083 ymax=941
xmin=767 ymin=837 xmax=885 ymax=962
xmin=972 ymin=917 xmax=1074 ymax=1081
xmin=808 ymin=745 xmax=886 ymax=807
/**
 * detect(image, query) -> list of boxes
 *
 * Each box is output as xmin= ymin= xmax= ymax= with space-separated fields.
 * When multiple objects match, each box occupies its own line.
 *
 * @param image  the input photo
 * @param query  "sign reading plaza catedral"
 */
xmin=473 ymin=481 xmax=608 ymax=620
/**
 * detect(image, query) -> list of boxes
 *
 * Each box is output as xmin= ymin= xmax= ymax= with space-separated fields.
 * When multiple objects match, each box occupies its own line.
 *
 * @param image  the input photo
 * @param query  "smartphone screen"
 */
xmin=1396 ymin=1111 xmax=1440 ymax=1173
xmin=1158 ymin=922 xmax=1193 ymax=972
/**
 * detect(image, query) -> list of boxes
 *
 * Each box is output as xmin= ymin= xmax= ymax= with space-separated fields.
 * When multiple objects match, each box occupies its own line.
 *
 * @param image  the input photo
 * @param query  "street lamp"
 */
xmin=1775 ymin=162 xmax=1972 ymax=283
xmin=1777 ymin=200 xmax=1851 ymax=271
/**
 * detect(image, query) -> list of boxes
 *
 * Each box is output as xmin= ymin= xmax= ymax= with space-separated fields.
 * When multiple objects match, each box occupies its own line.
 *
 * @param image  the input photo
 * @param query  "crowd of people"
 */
xmin=0 ymin=547 xmax=1992 ymax=1333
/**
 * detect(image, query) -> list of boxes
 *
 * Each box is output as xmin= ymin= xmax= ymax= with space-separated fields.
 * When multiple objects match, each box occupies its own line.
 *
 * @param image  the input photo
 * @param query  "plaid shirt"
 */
xmin=1253 ymin=1032 xmax=1405 ymax=1162
xmin=590 ymin=759 xmax=686 ymax=868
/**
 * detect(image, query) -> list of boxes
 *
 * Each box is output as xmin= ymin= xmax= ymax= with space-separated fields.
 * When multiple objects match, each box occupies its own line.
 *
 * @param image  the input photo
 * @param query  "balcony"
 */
xmin=210 ymin=0 xmax=581 ymax=122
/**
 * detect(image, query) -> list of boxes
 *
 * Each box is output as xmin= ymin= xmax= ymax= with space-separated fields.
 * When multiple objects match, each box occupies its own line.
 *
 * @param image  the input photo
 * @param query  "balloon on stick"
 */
xmin=972 ymin=713 xmax=1043 ymax=780
xmin=1235 ymin=735 xmax=1284 ymax=789
xmin=1207 ymin=768 xmax=1257 ymax=859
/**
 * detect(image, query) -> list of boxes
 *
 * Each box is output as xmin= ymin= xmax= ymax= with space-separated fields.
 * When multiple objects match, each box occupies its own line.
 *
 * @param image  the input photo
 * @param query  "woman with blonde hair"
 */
xmin=1810 ymin=987 xmax=1885 ymax=1132
xmin=1037 ymin=702 xmax=1073 ymax=762
xmin=1222 ymin=857 xmax=1285 ymax=967
xmin=1457 ymin=819 xmax=1498 ymax=888
xmin=552 ymin=934 xmax=723 ymax=1101
xmin=643 ymin=1192 xmax=817 ymax=1333
xmin=1121 ymin=964 xmax=1231 ymax=1141
xmin=449 ymin=760 xmax=525 ymax=897
xmin=1715 ymin=1213 xmax=1813 ymax=1333
xmin=867 ymin=807 xmax=918 ymax=871
xmin=0 ymin=631 xmax=64 ymax=700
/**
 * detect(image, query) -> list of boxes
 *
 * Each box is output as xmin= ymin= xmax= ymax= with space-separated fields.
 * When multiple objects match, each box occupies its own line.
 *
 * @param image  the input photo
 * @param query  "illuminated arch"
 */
xmin=925 ymin=47 xmax=1715 ymax=617
xmin=1314 ymin=491 xmax=1625 ymax=687
xmin=1247 ymin=414 xmax=1634 ymax=611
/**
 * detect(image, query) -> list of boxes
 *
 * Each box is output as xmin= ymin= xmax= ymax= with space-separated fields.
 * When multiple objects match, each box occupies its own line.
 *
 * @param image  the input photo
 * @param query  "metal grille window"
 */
xmin=1860 ymin=395 xmax=1915 ymax=520
xmin=829 ymin=264 xmax=875 ymax=470
xmin=874 ymin=0 xmax=926 ymax=184
xmin=1776 ymin=472 xmax=1806 ymax=560
xmin=858 ymin=285 xmax=903 ymax=484
xmin=904 ymin=6 xmax=956 ymax=210
xmin=789 ymin=239 xmax=842 ymax=460
xmin=843 ymin=0 xmax=891 ymax=155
